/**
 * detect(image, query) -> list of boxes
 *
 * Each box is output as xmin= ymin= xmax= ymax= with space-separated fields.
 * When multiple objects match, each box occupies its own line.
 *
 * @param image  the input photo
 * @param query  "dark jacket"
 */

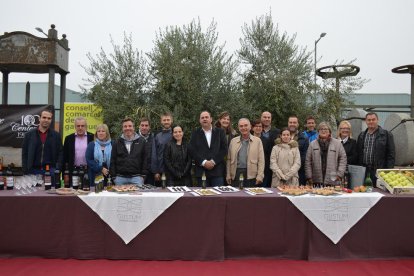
xmin=140 ymin=132 xmax=154 ymax=174
xmin=342 ymin=137 xmax=358 ymax=165
xmin=22 ymin=128 xmax=63 ymax=174
xmin=110 ymin=136 xmax=148 ymax=177
xmin=151 ymin=129 xmax=172 ymax=174
xmin=63 ymin=132 xmax=94 ymax=172
xmin=188 ymin=127 xmax=228 ymax=178
xmin=260 ymin=135 xmax=272 ymax=172
xmin=164 ymin=140 xmax=192 ymax=184
xmin=263 ymin=128 xmax=280 ymax=147
xmin=294 ymin=132 xmax=309 ymax=185
xmin=357 ymin=126 xmax=395 ymax=169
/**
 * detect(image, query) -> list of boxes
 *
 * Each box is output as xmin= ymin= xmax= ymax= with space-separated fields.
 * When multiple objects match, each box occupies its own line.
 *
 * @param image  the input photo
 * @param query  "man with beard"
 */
xmin=288 ymin=115 xmax=309 ymax=185
xmin=151 ymin=112 xmax=173 ymax=186
xmin=22 ymin=108 xmax=63 ymax=181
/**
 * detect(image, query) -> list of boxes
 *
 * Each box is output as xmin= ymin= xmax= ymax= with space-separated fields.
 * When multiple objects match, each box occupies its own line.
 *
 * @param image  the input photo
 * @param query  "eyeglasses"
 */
xmin=340 ymin=128 xmax=350 ymax=130
xmin=319 ymin=128 xmax=329 ymax=131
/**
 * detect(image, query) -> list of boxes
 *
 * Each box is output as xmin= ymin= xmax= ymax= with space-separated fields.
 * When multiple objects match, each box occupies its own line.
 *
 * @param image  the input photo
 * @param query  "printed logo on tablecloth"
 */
xmin=284 ymin=193 xmax=384 ymax=244
xmin=324 ymin=198 xmax=349 ymax=222
xmin=117 ymin=198 xmax=142 ymax=222
xmin=78 ymin=192 xmax=184 ymax=244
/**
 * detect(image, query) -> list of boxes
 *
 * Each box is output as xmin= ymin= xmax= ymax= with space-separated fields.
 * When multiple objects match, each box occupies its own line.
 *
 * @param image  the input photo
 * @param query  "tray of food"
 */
xmin=277 ymin=185 xmax=310 ymax=196
xmin=193 ymin=188 xmax=221 ymax=196
xmin=108 ymin=184 xmax=139 ymax=193
xmin=55 ymin=187 xmax=76 ymax=195
xmin=310 ymin=187 xmax=342 ymax=196
xmin=245 ymin=187 xmax=273 ymax=195
xmin=76 ymin=189 xmax=92 ymax=195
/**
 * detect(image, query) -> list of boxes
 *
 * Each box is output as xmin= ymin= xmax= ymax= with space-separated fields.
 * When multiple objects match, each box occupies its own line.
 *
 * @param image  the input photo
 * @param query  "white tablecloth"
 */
xmin=78 ymin=191 xmax=183 ymax=244
xmin=283 ymin=192 xmax=384 ymax=244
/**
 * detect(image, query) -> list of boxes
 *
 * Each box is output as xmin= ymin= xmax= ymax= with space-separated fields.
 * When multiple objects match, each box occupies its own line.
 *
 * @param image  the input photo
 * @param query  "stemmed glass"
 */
xmin=14 ymin=176 xmax=23 ymax=195
xmin=19 ymin=177 xmax=30 ymax=194
xmin=329 ymin=171 xmax=338 ymax=186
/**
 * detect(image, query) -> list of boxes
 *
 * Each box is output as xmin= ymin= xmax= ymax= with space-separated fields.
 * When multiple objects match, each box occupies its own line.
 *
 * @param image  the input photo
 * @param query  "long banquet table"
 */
xmin=1 ymin=188 xmax=414 ymax=261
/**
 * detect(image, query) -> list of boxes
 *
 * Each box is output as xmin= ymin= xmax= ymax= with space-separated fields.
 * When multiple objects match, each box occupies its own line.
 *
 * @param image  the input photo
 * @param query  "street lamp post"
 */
xmin=35 ymin=27 xmax=48 ymax=38
xmin=314 ymin=32 xmax=327 ymax=92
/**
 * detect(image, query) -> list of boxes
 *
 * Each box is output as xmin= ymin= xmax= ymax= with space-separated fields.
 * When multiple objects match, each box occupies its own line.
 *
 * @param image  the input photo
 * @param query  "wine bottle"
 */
xmin=0 ymin=163 xmax=4 ymax=190
xmin=6 ymin=165 xmax=14 ymax=190
xmin=239 ymin=172 xmax=244 ymax=190
xmin=44 ymin=165 xmax=52 ymax=190
xmin=343 ymin=168 xmax=351 ymax=189
xmin=82 ymin=166 xmax=90 ymax=191
xmin=201 ymin=171 xmax=206 ymax=189
xmin=79 ymin=166 xmax=85 ymax=190
xmin=63 ymin=164 xmax=70 ymax=188
xmin=364 ymin=171 xmax=373 ymax=192
xmin=72 ymin=166 xmax=79 ymax=190
xmin=54 ymin=166 xmax=61 ymax=189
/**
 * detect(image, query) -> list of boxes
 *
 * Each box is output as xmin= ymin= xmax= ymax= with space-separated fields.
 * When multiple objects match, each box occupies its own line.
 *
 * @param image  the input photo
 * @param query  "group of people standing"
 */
xmin=21 ymin=108 xmax=395 ymax=188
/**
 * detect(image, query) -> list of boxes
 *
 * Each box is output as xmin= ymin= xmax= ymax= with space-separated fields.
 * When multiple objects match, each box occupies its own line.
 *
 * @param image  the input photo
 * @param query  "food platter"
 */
xmin=244 ymin=187 xmax=273 ymax=195
xmin=55 ymin=188 xmax=76 ymax=195
xmin=76 ymin=189 xmax=91 ymax=195
xmin=108 ymin=184 xmax=139 ymax=193
xmin=193 ymin=188 xmax=221 ymax=196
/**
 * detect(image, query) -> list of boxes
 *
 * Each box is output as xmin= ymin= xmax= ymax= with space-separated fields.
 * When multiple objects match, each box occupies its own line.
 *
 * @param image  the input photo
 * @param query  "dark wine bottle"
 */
xmin=44 ymin=165 xmax=52 ymax=190
xmin=72 ymin=166 xmax=79 ymax=190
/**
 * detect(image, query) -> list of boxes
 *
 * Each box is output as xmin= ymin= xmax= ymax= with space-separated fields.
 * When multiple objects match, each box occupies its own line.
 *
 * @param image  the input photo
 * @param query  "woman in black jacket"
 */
xmin=337 ymin=120 xmax=357 ymax=165
xmin=163 ymin=125 xmax=192 ymax=186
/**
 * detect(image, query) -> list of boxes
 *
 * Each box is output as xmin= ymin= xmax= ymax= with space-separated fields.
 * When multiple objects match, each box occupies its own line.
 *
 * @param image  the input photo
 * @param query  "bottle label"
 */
xmin=6 ymin=176 xmax=14 ymax=187
xmin=72 ymin=176 xmax=80 ymax=187
xmin=44 ymin=176 xmax=52 ymax=186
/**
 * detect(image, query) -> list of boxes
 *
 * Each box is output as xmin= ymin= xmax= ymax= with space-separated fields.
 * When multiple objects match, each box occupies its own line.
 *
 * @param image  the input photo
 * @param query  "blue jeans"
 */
xmin=196 ymin=176 xmax=224 ymax=187
xmin=114 ymin=176 xmax=144 ymax=186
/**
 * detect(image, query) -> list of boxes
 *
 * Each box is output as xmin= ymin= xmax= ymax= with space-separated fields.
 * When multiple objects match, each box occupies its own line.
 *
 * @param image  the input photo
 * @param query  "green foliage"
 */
xmin=80 ymin=34 xmax=150 ymax=137
xmin=80 ymin=15 xmax=368 ymax=136
xmin=147 ymin=19 xmax=240 ymax=133
xmin=237 ymin=12 xmax=315 ymax=127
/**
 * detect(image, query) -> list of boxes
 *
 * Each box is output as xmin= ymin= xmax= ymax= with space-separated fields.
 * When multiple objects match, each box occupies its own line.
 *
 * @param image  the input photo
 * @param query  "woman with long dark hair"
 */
xmin=163 ymin=125 xmax=192 ymax=186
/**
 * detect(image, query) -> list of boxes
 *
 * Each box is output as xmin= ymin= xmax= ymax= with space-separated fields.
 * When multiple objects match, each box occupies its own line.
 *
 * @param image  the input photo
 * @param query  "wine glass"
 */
xmin=329 ymin=171 xmax=338 ymax=186
xmin=14 ymin=177 xmax=22 ymax=195
xmin=21 ymin=177 xmax=30 ymax=194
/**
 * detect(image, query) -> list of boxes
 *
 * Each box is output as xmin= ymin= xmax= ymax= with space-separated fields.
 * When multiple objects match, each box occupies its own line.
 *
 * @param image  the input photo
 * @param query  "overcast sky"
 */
xmin=1 ymin=0 xmax=413 ymax=94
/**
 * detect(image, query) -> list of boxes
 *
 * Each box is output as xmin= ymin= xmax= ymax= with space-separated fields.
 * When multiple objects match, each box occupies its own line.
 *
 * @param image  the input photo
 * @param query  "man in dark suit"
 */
xmin=189 ymin=111 xmax=228 ymax=187
xmin=63 ymin=117 xmax=94 ymax=180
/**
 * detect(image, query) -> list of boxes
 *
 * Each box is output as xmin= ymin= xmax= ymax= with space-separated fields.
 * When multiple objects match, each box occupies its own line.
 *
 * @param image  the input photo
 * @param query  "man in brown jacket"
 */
xmin=226 ymin=118 xmax=265 ymax=187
